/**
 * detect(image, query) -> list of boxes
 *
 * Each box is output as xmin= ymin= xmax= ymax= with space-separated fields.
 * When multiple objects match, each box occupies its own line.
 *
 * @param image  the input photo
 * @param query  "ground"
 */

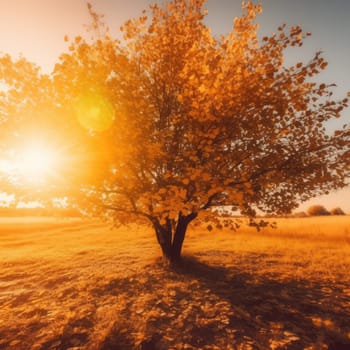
xmin=0 ymin=216 xmax=349 ymax=350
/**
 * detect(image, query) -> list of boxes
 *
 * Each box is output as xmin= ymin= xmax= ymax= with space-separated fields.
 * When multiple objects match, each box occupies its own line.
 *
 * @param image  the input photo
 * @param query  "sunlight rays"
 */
xmin=10 ymin=140 xmax=61 ymax=185
xmin=17 ymin=144 xmax=55 ymax=179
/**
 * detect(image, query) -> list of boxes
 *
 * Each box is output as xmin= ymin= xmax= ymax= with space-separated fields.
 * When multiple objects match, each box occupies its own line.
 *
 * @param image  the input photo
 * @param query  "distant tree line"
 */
xmin=306 ymin=205 xmax=346 ymax=216
xmin=0 ymin=207 xmax=81 ymax=217
xmin=269 ymin=205 xmax=347 ymax=218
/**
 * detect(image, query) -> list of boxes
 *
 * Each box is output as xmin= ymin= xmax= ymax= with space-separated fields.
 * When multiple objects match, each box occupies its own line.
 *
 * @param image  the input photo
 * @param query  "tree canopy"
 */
xmin=307 ymin=205 xmax=330 ymax=216
xmin=1 ymin=0 xmax=349 ymax=262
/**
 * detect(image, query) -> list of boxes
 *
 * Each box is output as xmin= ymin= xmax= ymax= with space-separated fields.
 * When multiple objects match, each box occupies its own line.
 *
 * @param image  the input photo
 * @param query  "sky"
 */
xmin=0 ymin=0 xmax=349 ymax=212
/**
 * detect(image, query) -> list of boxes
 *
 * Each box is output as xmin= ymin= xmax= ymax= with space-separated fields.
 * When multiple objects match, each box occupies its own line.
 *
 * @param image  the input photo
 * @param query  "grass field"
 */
xmin=0 ymin=216 xmax=349 ymax=350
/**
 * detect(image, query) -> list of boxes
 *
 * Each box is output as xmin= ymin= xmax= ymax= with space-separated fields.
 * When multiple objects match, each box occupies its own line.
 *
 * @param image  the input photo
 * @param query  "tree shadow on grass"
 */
xmin=174 ymin=254 xmax=350 ymax=350
xmin=65 ymin=252 xmax=350 ymax=350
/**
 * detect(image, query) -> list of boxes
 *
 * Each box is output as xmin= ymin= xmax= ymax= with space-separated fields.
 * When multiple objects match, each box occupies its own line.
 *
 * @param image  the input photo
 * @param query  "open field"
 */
xmin=0 ymin=216 xmax=349 ymax=350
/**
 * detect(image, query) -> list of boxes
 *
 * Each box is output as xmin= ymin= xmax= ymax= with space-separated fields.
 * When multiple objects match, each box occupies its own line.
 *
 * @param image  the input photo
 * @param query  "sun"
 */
xmin=14 ymin=142 xmax=59 ymax=183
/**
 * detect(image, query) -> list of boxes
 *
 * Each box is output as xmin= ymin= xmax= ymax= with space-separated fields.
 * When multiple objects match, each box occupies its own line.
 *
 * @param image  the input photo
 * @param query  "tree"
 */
xmin=330 ymin=207 xmax=346 ymax=215
xmin=307 ymin=205 xmax=330 ymax=216
xmin=1 ymin=1 xmax=350 ymax=263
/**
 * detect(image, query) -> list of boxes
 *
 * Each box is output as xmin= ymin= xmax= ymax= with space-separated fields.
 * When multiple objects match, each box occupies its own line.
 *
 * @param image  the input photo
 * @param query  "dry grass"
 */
xmin=0 ymin=216 xmax=349 ymax=349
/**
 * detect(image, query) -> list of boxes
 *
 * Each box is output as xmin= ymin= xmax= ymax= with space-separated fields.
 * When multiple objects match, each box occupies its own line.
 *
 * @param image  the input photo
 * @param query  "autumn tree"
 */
xmin=1 ymin=1 xmax=350 ymax=263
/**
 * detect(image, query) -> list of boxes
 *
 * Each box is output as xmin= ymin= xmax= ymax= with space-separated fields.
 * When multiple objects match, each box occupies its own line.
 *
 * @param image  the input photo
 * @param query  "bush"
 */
xmin=292 ymin=211 xmax=308 ymax=218
xmin=307 ymin=205 xmax=330 ymax=216
xmin=330 ymin=207 xmax=346 ymax=215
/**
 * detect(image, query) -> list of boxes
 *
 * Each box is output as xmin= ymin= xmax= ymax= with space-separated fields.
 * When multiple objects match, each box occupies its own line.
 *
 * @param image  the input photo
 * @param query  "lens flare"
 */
xmin=75 ymin=91 xmax=114 ymax=132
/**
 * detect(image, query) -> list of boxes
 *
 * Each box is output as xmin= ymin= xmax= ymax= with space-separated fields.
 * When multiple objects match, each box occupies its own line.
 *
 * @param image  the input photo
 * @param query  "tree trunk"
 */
xmin=153 ymin=213 xmax=197 ymax=264
xmin=154 ymin=219 xmax=172 ymax=260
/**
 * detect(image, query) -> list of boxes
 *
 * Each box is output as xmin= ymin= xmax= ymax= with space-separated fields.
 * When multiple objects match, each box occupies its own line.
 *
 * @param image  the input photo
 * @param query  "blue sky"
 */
xmin=0 ymin=0 xmax=349 ymax=212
